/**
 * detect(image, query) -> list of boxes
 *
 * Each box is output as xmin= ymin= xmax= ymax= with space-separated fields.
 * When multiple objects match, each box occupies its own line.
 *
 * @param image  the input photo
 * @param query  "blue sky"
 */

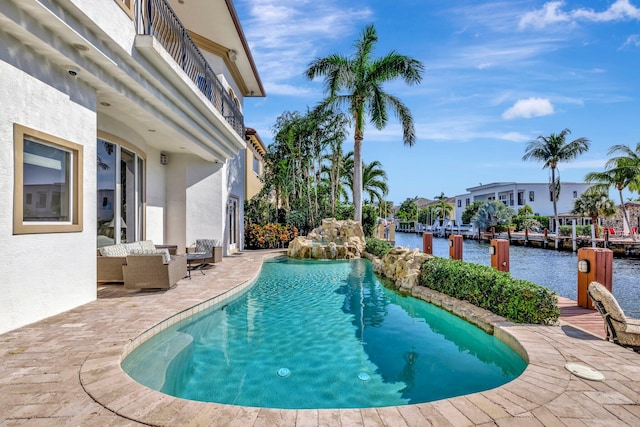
xmin=236 ymin=0 xmax=640 ymax=205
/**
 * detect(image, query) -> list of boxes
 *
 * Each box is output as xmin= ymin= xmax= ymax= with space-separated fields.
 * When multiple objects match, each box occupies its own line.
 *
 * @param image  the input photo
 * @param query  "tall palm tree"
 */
xmin=571 ymin=187 xmax=617 ymax=238
xmin=585 ymin=143 xmax=640 ymax=239
xmin=306 ymin=24 xmax=424 ymax=222
xmin=522 ymin=129 xmax=590 ymax=233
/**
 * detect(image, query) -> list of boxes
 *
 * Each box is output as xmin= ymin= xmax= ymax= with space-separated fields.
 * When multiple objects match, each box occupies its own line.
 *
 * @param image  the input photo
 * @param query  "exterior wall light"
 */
xmin=578 ymin=259 xmax=590 ymax=274
xmin=160 ymin=153 xmax=168 ymax=165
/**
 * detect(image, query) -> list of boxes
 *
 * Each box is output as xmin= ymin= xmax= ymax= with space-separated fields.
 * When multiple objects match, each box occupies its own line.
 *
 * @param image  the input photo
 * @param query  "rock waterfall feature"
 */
xmin=287 ymin=219 xmax=366 ymax=259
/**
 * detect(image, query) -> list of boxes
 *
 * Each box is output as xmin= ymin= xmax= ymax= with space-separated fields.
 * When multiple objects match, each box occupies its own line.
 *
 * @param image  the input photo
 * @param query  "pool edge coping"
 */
xmin=79 ymin=252 xmax=601 ymax=425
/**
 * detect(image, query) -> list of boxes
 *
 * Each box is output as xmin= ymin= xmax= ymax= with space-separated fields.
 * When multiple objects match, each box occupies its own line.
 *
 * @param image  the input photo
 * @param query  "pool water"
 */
xmin=122 ymin=257 xmax=526 ymax=409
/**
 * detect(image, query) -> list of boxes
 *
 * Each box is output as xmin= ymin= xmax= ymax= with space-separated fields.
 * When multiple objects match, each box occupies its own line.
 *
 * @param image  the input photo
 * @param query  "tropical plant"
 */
xmin=461 ymin=201 xmax=484 ymax=224
xmin=517 ymin=204 xmax=534 ymax=216
xmin=365 ymin=237 xmax=393 ymax=258
xmin=433 ymin=194 xmax=452 ymax=223
xmin=340 ymin=152 xmax=389 ymax=206
xmin=396 ymin=197 xmax=418 ymax=221
xmin=418 ymin=205 xmax=436 ymax=225
xmin=258 ymin=108 xmax=349 ymax=231
xmin=306 ymin=24 xmax=424 ymax=222
xmin=470 ymin=201 xmax=515 ymax=231
xmin=245 ymin=223 xmax=298 ymax=249
xmin=378 ymin=200 xmax=393 ymax=218
xmin=520 ymin=218 xmax=543 ymax=232
xmin=571 ymin=187 xmax=616 ymax=238
xmin=522 ymin=129 xmax=590 ymax=233
xmin=585 ymin=143 xmax=640 ymax=239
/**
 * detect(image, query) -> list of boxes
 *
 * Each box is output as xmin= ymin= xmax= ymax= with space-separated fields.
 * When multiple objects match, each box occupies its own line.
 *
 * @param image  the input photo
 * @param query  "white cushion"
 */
xmin=138 ymin=240 xmax=156 ymax=251
xmin=129 ymin=248 xmax=171 ymax=264
xmin=99 ymin=243 xmax=129 ymax=257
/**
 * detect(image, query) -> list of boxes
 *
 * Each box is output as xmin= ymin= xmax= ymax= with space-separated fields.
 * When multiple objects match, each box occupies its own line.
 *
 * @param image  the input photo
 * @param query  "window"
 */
xmin=573 ymin=191 xmax=578 ymax=198
xmin=465 ymin=198 xmax=470 ymax=207
xmin=253 ymin=157 xmax=260 ymax=175
xmin=457 ymin=199 xmax=462 ymax=207
xmin=518 ymin=191 xmax=525 ymax=205
xmin=13 ymin=123 xmax=83 ymax=234
xmin=529 ymin=191 xmax=535 ymax=202
xmin=114 ymin=0 xmax=133 ymax=18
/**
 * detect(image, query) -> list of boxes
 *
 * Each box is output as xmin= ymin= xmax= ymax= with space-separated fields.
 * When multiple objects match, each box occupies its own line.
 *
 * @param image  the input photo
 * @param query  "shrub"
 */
xmin=558 ymin=225 xmax=599 ymax=237
xmin=365 ymin=237 xmax=393 ymax=258
xmin=512 ymin=215 xmax=549 ymax=231
xmin=245 ymin=223 xmax=298 ymax=249
xmin=419 ymin=257 xmax=559 ymax=325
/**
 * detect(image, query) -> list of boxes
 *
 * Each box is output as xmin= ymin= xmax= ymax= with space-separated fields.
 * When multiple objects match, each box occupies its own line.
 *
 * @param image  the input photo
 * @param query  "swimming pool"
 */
xmin=122 ymin=257 xmax=526 ymax=409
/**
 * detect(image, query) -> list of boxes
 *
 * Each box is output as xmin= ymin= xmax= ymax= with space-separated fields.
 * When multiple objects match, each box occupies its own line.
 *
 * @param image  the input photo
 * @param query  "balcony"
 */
xmin=135 ymin=0 xmax=244 ymax=137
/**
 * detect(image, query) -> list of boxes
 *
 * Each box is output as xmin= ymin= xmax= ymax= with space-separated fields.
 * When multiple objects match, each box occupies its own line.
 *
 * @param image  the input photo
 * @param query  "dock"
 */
xmin=478 ymin=230 xmax=640 ymax=257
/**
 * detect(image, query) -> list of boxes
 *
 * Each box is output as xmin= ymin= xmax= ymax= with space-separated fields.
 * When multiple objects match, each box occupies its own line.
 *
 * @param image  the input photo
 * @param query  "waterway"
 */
xmin=394 ymin=232 xmax=640 ymax=317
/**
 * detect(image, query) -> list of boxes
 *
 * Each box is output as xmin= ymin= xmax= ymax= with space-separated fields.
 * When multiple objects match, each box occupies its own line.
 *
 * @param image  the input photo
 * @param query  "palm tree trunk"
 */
xmin=551 ymin=167 xmax=559 ymax=233
xmin=353 ymin=135 xmax=363 ymax=222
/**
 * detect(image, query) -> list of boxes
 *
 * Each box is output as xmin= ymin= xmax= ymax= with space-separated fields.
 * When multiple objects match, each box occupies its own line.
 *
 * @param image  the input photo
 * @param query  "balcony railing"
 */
xmin=135 ymin=0 xmax=244 ymax=137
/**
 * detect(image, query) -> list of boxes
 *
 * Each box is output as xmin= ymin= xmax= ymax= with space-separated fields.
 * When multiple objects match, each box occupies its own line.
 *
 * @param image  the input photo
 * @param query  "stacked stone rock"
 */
xmin=287 ymin=218 xmax=366 ymax=259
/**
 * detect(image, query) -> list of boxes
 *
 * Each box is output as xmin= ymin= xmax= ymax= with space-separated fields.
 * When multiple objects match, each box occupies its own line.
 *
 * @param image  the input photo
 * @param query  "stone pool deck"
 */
xmin=1 ymin=250 xmax=640 ymax=426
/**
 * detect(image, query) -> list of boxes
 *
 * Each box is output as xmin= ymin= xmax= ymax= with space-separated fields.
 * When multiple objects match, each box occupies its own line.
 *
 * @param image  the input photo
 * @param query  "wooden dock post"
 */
xmin=423 ymin=232 xmax=433 ymax=255
xmin=577 ymin=247 xmax=613 ymax=309
xmin=449 ymin=235 xmax=463 ymax=260
xmin=490 ymin=239 xmax=509 ymax=272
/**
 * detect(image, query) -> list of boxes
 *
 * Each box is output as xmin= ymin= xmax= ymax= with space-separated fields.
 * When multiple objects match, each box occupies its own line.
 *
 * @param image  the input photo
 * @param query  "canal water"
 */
xmin=394 ymin=232 xmax=640 ymax=317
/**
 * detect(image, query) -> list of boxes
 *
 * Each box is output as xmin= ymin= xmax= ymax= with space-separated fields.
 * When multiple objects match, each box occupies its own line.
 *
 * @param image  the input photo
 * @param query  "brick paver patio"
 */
xmin=1 ymin=250 xmax=639 ymax=426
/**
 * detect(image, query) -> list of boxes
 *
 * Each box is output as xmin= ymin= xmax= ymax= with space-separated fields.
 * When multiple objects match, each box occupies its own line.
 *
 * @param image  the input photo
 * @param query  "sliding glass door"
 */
xmin=97 ymin=138 xmax=144 ymax=247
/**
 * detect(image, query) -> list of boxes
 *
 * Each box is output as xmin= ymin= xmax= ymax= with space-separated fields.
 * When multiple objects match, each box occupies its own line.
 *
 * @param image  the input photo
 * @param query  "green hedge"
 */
xmin=558 ymin=225 xmax=600 ymax=237
xmin=365 ymin=237 xmax=393 ymax=258
xmin=419 ymin=257 xmax=559 ymax=325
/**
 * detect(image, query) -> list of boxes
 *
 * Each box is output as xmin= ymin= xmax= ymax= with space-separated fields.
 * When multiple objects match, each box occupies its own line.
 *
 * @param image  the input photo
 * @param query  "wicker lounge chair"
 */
xmin=186 ymin=239 xmax=222 ymax=264
xmin=588 ymin=281 xmax=640 ymax=352
xmin=122 ymin=253 xmax=187 ymax=290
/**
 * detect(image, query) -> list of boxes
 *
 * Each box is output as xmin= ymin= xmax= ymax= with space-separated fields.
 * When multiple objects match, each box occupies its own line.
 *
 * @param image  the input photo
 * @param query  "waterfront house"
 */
xmin=454 ymin=182 xmax=592 ymax=227
xmin=0 ymin=0 xmax=264 ymax=334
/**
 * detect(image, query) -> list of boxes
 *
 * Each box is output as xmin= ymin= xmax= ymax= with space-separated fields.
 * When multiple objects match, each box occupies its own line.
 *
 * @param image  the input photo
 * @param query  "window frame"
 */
xmin=13 ymin=123 xmax=83 ymax=234
xmin=114 ymin=0 xmax=134 ymax=19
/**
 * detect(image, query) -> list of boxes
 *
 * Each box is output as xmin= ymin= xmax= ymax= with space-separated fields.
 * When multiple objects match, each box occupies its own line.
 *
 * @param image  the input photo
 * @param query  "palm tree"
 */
xmin=433 ymin=196 xmax=452 ymax=224
xmin=306 ymin=24 xmax=424 ymax=222
xmin=585 ymin=143 xmax=640 ymax=239
xmin=522 ymin=129 xmax=590 ymax=233
xmin=340 ymin=153 xmax=389 ymax=207
xmin=571 ymin=187 xmax=617 ymax=238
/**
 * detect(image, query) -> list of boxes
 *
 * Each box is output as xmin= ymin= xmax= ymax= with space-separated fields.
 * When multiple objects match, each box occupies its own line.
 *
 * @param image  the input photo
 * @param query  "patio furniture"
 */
xmin=186 ymin=239 xmax=222 ymax=264
xmin=122 ymin=253 xmax=187 ymax=290
xmin=97 ymin=240 xmax=181 ymax=284
xmin=186 ymin=252 xmax=210 ymax=278
xmin=588 ymin=281 xmax=640 ymax=352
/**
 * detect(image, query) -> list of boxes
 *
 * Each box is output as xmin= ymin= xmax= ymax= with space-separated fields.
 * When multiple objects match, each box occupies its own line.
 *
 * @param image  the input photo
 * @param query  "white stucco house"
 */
xmin=0 ymin=0 xmax=265 ymax=334
xmin=454 ymin=182 xmax=593 ymax=226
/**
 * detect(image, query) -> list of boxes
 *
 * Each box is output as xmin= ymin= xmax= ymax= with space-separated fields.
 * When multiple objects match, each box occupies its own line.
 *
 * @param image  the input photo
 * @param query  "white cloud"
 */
xmin=518 ymin=1 xmax=570 ymax=30
xmin=502 ymin=98 xmax=555 ymax=120
xmin=238 ymin=0 xmax=373 ymax=96
xmin=519 ymin=0 xmax=640 ymax=30
xmin=621 ymin=34 xmax=640 ymax=49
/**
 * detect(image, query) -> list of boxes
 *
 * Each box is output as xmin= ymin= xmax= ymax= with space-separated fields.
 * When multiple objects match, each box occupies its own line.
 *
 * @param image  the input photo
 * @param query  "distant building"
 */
xmin=454 ymin=182 xmax=592 ymax=225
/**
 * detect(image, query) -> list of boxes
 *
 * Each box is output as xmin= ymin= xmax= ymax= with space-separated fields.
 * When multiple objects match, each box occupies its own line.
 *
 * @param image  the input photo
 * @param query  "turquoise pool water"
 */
xmin=122 ymin=257 xmax=526 ymax=409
